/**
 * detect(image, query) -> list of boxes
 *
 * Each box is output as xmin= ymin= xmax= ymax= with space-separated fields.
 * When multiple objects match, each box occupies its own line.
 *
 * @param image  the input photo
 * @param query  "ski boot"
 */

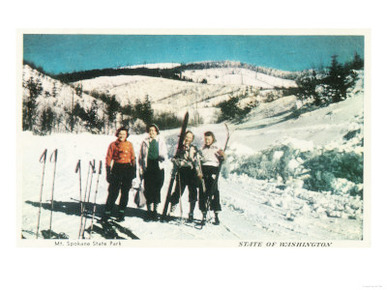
xmin=214 ymin=212 xmax=220 ymax=225
xmin=116 ymin=210 xmax=125 ymax=222
xmin=144 ymin=203 xmax=152 ymax=222
xmin=187 ymin=202 xmax=195 ymax=222
xmin=100 ymin=211 xmax=111 ymax=223
xmin=152 ymin=203 xmax=159 ymax=221
xmin=200 ymin=211 xmax=207 ymax=226
xmin=144 ymin=212 xmax=152 ymax=222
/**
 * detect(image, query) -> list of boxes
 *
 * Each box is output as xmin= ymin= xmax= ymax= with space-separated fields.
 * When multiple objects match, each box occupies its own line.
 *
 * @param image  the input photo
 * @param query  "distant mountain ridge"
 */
xmin=53 ymin=60 xmax=300 ymax=83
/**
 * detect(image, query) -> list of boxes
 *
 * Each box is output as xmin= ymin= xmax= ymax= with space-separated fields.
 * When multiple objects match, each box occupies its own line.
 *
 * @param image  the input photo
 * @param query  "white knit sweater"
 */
xmin=201 ymin=143 xmax=221 ymax=167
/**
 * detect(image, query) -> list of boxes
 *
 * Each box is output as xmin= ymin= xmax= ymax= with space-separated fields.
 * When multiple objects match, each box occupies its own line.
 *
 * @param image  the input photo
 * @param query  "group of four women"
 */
xmin=102 ymin=124 xmax=225 ymax=225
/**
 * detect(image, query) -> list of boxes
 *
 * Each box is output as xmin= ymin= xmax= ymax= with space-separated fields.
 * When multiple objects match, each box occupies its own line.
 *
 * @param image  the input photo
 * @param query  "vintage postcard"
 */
xmin=17 ymin=29 xmax=369 ymax=248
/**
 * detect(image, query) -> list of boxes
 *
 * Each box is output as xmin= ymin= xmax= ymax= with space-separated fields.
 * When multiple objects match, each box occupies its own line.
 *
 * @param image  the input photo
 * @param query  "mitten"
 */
xmin=106 ymin=166 xmax=112 ymax=183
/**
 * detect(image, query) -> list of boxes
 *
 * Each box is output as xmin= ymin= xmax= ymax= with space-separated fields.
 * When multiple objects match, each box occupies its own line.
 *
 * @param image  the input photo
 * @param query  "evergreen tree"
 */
xmin=295 ymin=70 xmax=321 ymax=105
xmin=326 ymin=55 xmax=343 ymax=103
xmin=325 ymin=55 xmax=357 ymax=103
xmin=217 ymin=95 xmax=254 ymax=123
xmin=153 ymin=112 xmax=182 ymax=130
xmin=39 ymin=107 xmax=55 ymax=135
xmin=84 ymin=101 xmax=103 ymax=132
xmin=296 ymin=54 xmax=360 ymax=106
xmin=120 ymin=102 xmax=133 ymax=128
xmin=73 ymin=101 xmax=103 ymax=133
xmin=52 ymin=82 xmax=58 ymax=98
xmin=351 ymin=51 xmax=364 ymax=70
xmin=134 ymin=96 xmax=153 ymax=125
xmin=104 ymin=94 xmax=120 ymax=129
xmin=217 ymin=96 xmax=240 ymax=122
xmin=23 ymin=77 xmax=43 ymax=131
xmin=75 ymin=84 xmax=83 ymax=97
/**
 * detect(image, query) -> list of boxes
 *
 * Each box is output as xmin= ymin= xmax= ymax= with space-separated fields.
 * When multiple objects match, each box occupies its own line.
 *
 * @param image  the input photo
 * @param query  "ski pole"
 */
xmin=197 ymin=158 xmax=206 ymax=193
xmin=161 ymin=165 xmax=178 ymax=219
xmin=84 ymin=160 xmax=96 ymax=238
xmin=36 ymin=149 xmax=48 ymax=239
xmin=178 ymin=171 xmax=183 ymax=221
xmin=90 ymin=160 xmax=102 ymax=236
xmin=87 ymin=160 xmax=96 ymax=206
xmin=80 ymin=160 xmax=96 ymax=239
xmin=78 ymin=160 xmax=91 ymax=239
xmin=197 ymin=156 xmax=207 ymax=218
xmin=82 ymin=160 xmax=92 ymax=212
xmin=48 ymin=149 xmax=58 ymax=239
xmin=75 ymin=160 xmax=82 ymax=206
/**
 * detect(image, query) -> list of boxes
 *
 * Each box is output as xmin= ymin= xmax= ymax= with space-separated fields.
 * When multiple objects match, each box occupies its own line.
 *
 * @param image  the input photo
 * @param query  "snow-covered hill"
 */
xmin=22 ymin=65 xmax=108 ymax=133
xmin=71 ymin=61 xmax=297 ymax=121
xmin=74 ymin=74 xmax=238 ymax=121
xmin=23 ymin=62 xmax=299 ymax=128
xmin=19 ymin=69 xmax=365 ymax=244
xmin=181 ymin=67 xmax=297 ymax=88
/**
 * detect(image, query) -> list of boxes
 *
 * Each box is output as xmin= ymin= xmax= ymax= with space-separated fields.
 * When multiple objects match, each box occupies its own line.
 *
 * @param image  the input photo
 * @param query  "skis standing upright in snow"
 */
xmin=36 ymin=149 xmax=48 ymax=239
xmin=78 ymin=160 xmax=96 ymax=239
xmin=36 ymin=148 xmax=59 ymax=239
xmin=48 ymin=149 xmax=58 ymax=239
xmin=161 ymin=112 xmax=189 ymax=219
xmin=90 ymin=160 xmax=102 ymax=235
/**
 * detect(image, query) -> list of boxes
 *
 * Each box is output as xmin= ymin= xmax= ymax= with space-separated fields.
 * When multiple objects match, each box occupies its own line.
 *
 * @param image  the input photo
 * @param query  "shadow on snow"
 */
xmin=24 ymin=200 xmax=144 ymax=240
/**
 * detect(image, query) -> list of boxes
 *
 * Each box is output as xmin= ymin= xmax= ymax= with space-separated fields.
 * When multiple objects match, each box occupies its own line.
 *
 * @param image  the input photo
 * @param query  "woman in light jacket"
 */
xmin=138 ymin=124 xmax=168 ymax=221
xmin=199 ymin=131 xmax=225 ymax=225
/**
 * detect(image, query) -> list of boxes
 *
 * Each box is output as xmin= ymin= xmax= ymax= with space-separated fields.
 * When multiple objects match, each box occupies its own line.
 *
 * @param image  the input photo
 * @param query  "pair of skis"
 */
xmin=76 ymin=159 xmax=103 ymax=239
xmin=36 ymin=148 xmax=58 ymax=239
xmin=161 ymin=112 xmax=189 ymax=219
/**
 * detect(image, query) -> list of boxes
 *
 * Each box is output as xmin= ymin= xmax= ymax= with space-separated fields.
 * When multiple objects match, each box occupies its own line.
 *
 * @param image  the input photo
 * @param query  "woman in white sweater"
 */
xmin=138 ymin=124 xmax=168 ymax=221
xmin=199 ymin=131 xmax=225 ymax=225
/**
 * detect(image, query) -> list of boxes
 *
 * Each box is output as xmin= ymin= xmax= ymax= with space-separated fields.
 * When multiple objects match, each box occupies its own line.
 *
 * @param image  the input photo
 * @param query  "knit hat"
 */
xmin=148 ymin=123 xmax=160 ymax=134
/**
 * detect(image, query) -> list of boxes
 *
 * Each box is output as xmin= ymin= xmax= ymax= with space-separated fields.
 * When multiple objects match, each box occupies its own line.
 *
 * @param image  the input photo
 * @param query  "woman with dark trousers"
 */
xmin=103 ymin=127 xmax=136 ymax=222
xmin=169 ymin=131 xmax=202 ymax=222
xmin=138 ymin=124 xmax=168 ymax=221
xmin=199 ymin=131 xmax=225 ymax=225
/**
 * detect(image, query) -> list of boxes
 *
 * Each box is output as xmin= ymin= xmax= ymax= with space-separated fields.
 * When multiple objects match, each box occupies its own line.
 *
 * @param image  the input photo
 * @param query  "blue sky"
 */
xmin=23 ymin=34 xmax=364 ymax=74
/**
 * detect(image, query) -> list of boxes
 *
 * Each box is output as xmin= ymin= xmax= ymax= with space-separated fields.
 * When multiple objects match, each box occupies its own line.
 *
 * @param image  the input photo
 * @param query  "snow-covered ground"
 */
xmin=19 ymin=62 xmax=365 ymax=246
xmin=19 ymin=86 xmax=365 ymax=245
xmin=181 ymin=67 xmax=297 ymax=88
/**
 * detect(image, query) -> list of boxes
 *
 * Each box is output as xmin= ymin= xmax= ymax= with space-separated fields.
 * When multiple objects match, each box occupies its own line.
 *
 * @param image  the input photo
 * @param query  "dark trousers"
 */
xmin=199 ymin=165 xmax=221 ymax=212
xmin=105 ymin=163 xmax=135 ymax=213
xmin=143 ymin=159 xmax=164 ymax=204
xmin=170 ymin=167 xmax=198 ymax=206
